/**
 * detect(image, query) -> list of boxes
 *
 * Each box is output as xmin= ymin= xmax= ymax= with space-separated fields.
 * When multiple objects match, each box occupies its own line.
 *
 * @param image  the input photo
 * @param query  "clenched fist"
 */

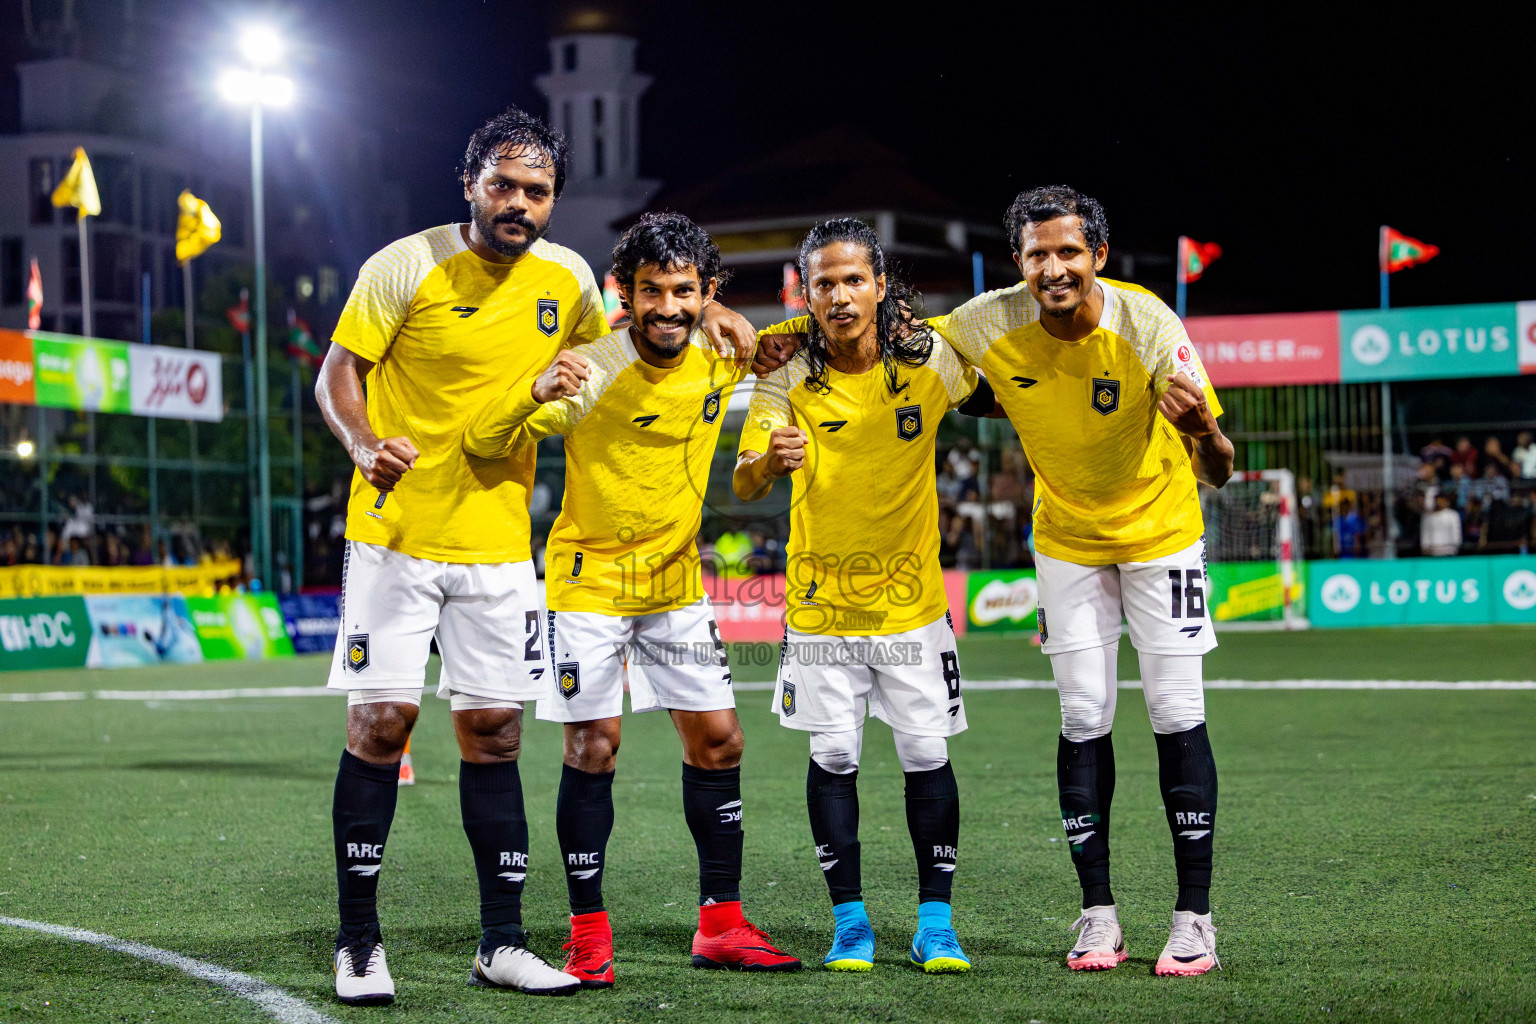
xmin=1157 ymin=373 xmax=1218 ymax=438
xmin=532 ymin=350 xmax=592 ymax=403
xmin=352 ymin=435 xmax=419 ymax=491
xmin=765 ymin=426 xmax=808 ymax=478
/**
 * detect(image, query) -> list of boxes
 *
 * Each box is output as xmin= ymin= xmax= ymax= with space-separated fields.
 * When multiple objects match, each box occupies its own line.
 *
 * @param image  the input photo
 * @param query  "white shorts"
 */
xmin=326 ymin=540 xmax=549 ymax=702
xmin=536 ymin=597 xmax=735 ymax=723
xmin=771 ymin=612 xmax=967 ymax=738
xmin=1034 ymin=539 xmax=1218 ymax=657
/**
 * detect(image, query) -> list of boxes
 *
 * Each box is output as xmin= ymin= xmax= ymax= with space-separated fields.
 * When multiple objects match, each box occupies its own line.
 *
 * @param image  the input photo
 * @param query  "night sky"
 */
xmin=122 ymin=1 xmax=1536 ymax=314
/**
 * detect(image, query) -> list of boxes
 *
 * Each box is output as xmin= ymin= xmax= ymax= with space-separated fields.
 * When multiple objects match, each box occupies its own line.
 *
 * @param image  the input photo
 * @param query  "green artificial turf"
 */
xmin=1 ymin=629 xmax=1534 ymax=1023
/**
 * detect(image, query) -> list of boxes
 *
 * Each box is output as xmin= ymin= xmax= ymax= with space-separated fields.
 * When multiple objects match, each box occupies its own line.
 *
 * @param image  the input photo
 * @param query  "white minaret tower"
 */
xmin=536 ymin=12 xmax=659 ymax=276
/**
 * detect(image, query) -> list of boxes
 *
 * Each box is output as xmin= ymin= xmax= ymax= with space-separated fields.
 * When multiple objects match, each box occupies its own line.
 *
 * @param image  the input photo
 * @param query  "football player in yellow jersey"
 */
xmin=755 ymin=188 xmax=1235 ymax=977
xmin=315 ymin=109 xmax=758 ymax=1005
xmin=736 ymin=219 xmax=1001 ymax=976
xmin=463 ymin=212 xmax=800 ymax=983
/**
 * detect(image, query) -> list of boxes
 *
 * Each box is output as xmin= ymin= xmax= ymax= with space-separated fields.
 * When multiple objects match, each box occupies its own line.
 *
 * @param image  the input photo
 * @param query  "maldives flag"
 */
xmin=1178 ymin=236 xmax=1223 ymax=283
xmin=286 ymin=310 xmax=323 ymax=367
xmin=780 ymin=261 xmax=807 ymax=316
xmin=26 ymin=257 xmax=42 ymax=330
xmin=601 ymin=272 xmax=626 ymax=326
xmin=1380 ymin=226 xmax=1439 ymax=273
xmin=226 ymin=289 xmax=251 ymax=333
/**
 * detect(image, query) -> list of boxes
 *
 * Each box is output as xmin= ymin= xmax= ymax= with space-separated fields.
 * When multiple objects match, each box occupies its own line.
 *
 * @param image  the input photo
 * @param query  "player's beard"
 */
xmin=1039 ymin=275 xmax=1088 ymax=320
xmin=469 ymin=200 xmax=547 ymax=259
xmin=637 ymin=310 xmax=698 ymax=359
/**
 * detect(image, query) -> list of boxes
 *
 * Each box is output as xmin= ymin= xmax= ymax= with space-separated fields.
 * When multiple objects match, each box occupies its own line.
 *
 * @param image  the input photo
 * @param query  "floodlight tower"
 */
xmin=217 ymin=25 xmax=293 ymax=590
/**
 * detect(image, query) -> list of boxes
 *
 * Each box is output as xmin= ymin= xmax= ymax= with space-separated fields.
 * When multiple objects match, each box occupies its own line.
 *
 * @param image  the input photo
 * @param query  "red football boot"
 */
xmin=562 ymin=910 xmax=615 ymax=989
xmin=690 ymin=902 xmax=801 ymax=972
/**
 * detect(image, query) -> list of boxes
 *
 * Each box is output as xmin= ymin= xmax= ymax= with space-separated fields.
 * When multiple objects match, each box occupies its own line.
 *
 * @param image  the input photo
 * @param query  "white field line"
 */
xmin=2 ymin=680 xmax=1533 ymax=703
xmin=0 ymin=916 xmax=337 ymax=1024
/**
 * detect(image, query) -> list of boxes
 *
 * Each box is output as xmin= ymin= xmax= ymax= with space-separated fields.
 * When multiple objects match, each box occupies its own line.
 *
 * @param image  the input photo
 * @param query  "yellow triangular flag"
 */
xmin=176 ymin=190 xmax=222 ymax=263
xmin=51 ymin=147 xmax=101 ymax=221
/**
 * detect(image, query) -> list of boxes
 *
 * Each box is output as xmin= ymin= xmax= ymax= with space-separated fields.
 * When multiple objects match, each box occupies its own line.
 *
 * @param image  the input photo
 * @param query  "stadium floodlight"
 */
xmin=16 ymin=440 xmax=35 ymax=458
xmin=216 ymin=27 xmax=294 ymax=591
xmin=238 ymin=25 xmax=285 ymax=67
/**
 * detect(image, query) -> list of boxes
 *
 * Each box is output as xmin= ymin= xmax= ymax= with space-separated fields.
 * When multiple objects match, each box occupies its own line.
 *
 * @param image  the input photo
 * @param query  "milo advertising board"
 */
xmin=966 ymin=570 xmax=1039 ymax=633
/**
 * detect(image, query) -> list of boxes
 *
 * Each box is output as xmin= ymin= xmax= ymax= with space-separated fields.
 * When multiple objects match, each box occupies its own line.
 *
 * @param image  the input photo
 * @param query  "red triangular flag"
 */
xmin=1178 ymin=237 xmax=1223 ymax=283
xmin=26 ymin=257 xmax=43 ymax=330
xmin=1380 ymin=226 xmax=1439 ymax=273
xmin=226 ymin=289 xmax=251 ymax=333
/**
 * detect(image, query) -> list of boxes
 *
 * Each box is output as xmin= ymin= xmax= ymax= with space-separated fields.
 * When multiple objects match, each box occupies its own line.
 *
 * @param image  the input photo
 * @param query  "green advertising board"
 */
xmin=1339 ymin=303 xmax=1519 ymax=383
xmin=966 ymin=569 xmax=1039 ymax=633
xmin=31 ymin=333 xmax=132 ymax=413
xmin=1208 ymin=561 xmax=1307 ymax=622
xmin=1307 ymin=555 xmax=1536 ymax=628
xmin=0 ymin=596 xmax=91 ymax=671
xmin=186 ymin=593 xmax=296 ymax=660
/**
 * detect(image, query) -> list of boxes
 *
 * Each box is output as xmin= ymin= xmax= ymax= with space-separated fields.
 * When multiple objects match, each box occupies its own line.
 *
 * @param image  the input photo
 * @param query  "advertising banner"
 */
xmin=1184 ymin=312 xmax=1341 ymax=387
xmin=0 ymin=329 xmax=35 ymax=404
xmin=1338 ymin=303 xmax=1519 ymax=383
xmin=31 ymin=333 xmax=132 ymax=412
xmin=1306 ymin=557 xmax=1520 ymax=628
xmin=1208 ymin=561 xmax=1307 ymax=622
xmin=128 ymin=345 xmax=223 ymax=422
xmin=966 ymin=569 xmax=1039 ymax=633
xmin=1492 ymin=560 xmax=1536 ymax=624
xmin=84 ymin=594 xmax=203 ymax=667
xmin=279 ymin=593 xmax=341 ymax=655
xmin=0 ymin=596 xmax=91 ymax=671
xmin=1517 ymin=301 xmax=1536 ymax=374
xmin=186 ymin=593 xmax=296 ymax=661
xmin=0 ymin=560 xmax=243 ymax=600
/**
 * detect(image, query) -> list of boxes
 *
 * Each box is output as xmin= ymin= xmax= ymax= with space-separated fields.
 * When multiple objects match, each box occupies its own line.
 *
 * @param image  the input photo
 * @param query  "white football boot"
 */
xmin=1066 ymin=905 xmax=1127 ymax=971
xmin=334 ymin=943 xmax=395 ymax=1005
xmin=469 ymin=944 xmax=582 ymax=996
xmin=1154 ymin=910 xmax=1221 ymax=976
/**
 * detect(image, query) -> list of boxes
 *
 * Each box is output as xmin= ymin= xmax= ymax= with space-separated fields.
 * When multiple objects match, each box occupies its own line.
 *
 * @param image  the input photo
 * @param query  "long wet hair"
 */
xmin=796 ymin=218 xmax=932 ymax=396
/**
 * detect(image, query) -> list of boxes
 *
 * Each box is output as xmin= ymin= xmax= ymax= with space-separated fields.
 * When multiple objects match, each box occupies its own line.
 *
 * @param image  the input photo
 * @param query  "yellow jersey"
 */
xmin=933 ymin=278 xmax=1223 ymax=565
xmin=464 ymin=328 xmax=747 ymax=614
xmin=332 ymin=226 xmax=609 ymax=563
xmin=739 ymin=339 xmax=978 ymax=636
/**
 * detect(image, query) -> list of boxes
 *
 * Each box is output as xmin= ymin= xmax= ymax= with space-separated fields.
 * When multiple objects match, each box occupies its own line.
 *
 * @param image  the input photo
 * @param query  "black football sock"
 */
xmin=333 ymin=749 xmax=400 ymax=946
xmin=459 ymin=759 xmax=528 ymax=951
xmin=904 ymin=762 xmax=960 ymax=904
xmin=556 ymin=763 xmax=615 ymax=914
xmin=806 ymin=759 xmax=862 ymax=905
xmin=1057 ymin=733 xmax=1116 ymax=909
xmin=1156 ymin=723 xmax=1217 ymax=916
xmin=681 ymin=763 xmax=743 ymax=905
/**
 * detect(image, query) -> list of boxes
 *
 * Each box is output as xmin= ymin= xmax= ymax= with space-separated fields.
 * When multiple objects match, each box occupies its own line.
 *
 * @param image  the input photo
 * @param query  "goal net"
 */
xmin=1199 ymin=468 xmax=1307 ymax=630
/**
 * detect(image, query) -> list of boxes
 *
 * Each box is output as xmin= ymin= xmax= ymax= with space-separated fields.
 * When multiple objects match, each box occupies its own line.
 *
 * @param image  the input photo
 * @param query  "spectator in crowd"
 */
xmin=0 ymin=531 xmax=17 ymax=567
xmin=1463 ymin=496 xmax=1485 ymax=548
xmin=946 ymin=436 xmax=979 ymax=489
xmin=1473 ymin=463 xmax=1511 ymax=505
xmin=1322 ymin=470 xmax=1357 ymax=513
xmin=1336 ymin=497 xmax=1365 ymax=558
xmin=1481 ymin=437 xmax=1515 ymax=479
xmin=1448 ymin=463 xmax=1473 ymax=509
xmin=1514 ymin=431 xmax=1536 ymax=479
xmin=944 ymin=512 xmax=980 ymax=569
xmin=1419 ymin=436 xmax=1454 ymax=476
xmin=1481 ymin=491 xmax=1533 ymax=554
xmin=21 ymin=532 xmax=41 ymax=564
xmin=1420 ymin=493 xmax=1462 ymax=556
xmin=1451 ymin=436 xmax=1479 ymax=477
xmin=130 ymin=527 xmax=154 ymax=566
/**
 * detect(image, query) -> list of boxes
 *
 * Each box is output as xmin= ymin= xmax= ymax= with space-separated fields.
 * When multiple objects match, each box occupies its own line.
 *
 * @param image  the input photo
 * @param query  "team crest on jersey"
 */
xmin=781 ymin=680 xmax=796 ymax=716
xmin=346 ymin=634 xmax=370 ymax=673
xmin=1091 ymin=378 xmax=1120 ymax=415
xmin=536 ymin=298 xmax=560 ymax=337
xmin=557 ymin=661 xmax=581 ymax=700
xmin=702 ymin=389 xmax=722 ymax=424
xmin=896 ymin=405 xmax=923 ymax=441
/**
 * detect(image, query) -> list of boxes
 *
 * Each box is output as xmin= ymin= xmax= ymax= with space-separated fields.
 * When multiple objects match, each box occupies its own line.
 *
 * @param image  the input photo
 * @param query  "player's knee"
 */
xmin=1059 ymin=697 xmax=1113 ymax=743
xmin=565 ymin=719 xmax=621 ymax=772
xmin=809 ymin=730 xmax=861 ymax=775
xmin=453 ymin=706 xmax=523 ymax=763
xmin=892 ymin=731 xmax=948 ymax=773
xmin=698 ymin=724 xmax=744 ymax=770
xmin=347 ymin=701 xmax=417 ymax=762
xmin=1147 ymin=700 xmax=1205 ymax=736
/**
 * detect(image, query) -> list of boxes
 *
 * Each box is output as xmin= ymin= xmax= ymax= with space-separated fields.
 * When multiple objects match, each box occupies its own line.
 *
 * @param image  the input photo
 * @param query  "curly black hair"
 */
xmin=610 ymin=211 xmax=729 ymax=302
xmin=459 ymin=106 xmax=570 ymax=199
xmin=796 ymin=218 xmax=932 ymax=397
xmin=1004 ymin=185 xmax=1109 ymax=257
